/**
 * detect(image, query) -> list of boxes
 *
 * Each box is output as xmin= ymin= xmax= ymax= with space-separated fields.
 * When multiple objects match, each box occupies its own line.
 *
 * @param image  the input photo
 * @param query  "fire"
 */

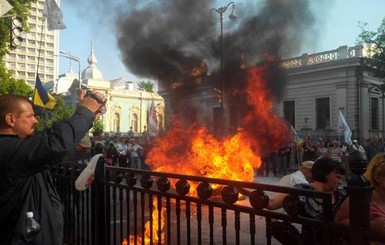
xmin=148 ymin=121 xmax=260 ymax=193
xmin=125 ymin=198 xmax=166 ymax=245
xmin=241 ymin=62 xmax=292 ymax=154
xmin=146 ymin=60 xmax=291 ymax=194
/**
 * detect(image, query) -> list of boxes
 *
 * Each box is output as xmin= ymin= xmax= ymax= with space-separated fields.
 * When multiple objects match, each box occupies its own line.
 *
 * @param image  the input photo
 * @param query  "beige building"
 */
xmin=2 ymin=0 xmax=59 ymax=86
xmin=277 ymin=44 xmax=381 ymax=141
xmin=58 ymin=44 xmax=164 ymax=135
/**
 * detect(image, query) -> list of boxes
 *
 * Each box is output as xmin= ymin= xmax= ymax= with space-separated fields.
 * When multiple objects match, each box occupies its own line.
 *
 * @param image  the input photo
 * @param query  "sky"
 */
xmin=58 ymin=0 xmax=385 ymax=89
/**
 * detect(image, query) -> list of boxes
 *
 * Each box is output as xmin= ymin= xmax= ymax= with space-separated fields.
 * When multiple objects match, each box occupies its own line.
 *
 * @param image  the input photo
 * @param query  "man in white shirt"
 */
xmin=352 ymin=139 xmax=367 ymax=159
xmin=128 ymin=138 xmax=144 ymax=169
xmin=278 ymin=160 xmax=314 ymax=187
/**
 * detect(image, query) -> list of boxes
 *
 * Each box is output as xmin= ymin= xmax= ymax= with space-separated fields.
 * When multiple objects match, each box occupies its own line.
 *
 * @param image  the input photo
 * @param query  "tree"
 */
xmin=34 ymin=97 xmax=76 ymax=131
xmin=0 ymin=64 xmax=33 ymax=96
xmin=137 ymin=80 xmax=155 ymax=92
xmin=91 ymin=119 xmax=104 ymax=136
xmin=357 ymin=17 xmax=385 ymax=77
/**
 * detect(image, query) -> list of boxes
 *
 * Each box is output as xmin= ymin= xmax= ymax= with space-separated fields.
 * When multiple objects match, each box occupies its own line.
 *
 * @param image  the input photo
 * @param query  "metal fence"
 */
xmin=52 ymin=158 xmax=374 ymax=245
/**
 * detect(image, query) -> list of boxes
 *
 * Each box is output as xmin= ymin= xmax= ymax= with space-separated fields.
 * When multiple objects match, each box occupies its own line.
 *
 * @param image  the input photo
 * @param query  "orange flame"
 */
xmin=126 ymin=198 xmax=166 ymax=245
xmin=241 ymin=62 xmax=292 ymax=155
xmin=146 ymin=60 xmax=290 ymax=194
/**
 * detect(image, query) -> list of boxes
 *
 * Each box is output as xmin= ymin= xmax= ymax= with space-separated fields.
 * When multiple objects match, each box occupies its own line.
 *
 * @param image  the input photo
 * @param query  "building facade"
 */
xmin=277 ymin=44 xmax=381 ymax=141
xmin=2 ymin=0 xmax=60 ymax=86
xmin=57 ymin=44 xmax=164 ymax=136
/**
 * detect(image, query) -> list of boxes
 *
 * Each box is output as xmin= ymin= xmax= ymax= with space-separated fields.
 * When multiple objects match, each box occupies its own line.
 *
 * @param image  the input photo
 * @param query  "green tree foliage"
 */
xmin=35 ymin=97 xmax=75 ymax=131
xmin=357 ymin=17 xmax=385 ymax=77
xmin=137 ymin=80 xmax=154 ymax=92
xmin=91 ymin=119 xmax=104 ymax=136
xmin=0 ymin=65 xmax=33 ymax=96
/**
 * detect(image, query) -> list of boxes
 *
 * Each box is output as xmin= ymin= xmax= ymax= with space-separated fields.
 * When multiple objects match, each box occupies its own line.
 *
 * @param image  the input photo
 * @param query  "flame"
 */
xmin=241 ymin=62 xmax=291 ymax=154
xmin=146 ymin=60 xmax=290 ymax=195
xmin=126 ymin=198 xmax=166 ymax=245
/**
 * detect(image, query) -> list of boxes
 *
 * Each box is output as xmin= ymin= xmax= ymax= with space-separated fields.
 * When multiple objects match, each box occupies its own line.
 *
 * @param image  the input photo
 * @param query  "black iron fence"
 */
xmin=52 ymin=158 xmax=375 ymax=245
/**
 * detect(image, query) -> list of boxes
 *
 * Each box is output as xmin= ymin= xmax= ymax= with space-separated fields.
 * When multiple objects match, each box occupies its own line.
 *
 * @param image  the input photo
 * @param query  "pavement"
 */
xmin=254 ymin=174 xmax=282 ymax=185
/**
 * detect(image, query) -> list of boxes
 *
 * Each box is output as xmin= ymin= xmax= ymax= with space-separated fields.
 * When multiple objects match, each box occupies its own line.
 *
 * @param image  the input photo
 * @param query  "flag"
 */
xmin=290 ymin=125 xmax=302 ymax=146
xmin=33 ymin=74 xmax=56 ymax=109
xmin=338 ymin=110 xmax=352 ymax=145
xmin=148 ymin=100 xmax=159 ymax=133
xmin=0 ymin=0 xmax=13 ymax=17
xmin=43 ymin=0 xmax=66 ymax=31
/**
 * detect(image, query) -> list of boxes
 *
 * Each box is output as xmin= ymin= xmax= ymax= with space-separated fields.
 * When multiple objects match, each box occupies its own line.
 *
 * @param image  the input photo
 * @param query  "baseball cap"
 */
xmin=300 ymin=160 xmax=315 ymax=169
xmin=353 ymin=139 xmax=358 ymax=143
xmin=78 ymin=136 xmax=92 ymax=148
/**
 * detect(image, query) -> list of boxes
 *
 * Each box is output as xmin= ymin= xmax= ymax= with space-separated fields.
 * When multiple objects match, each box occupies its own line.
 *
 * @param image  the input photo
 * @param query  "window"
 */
xmin=113 ymin=113 xmax=120 ymax=132
xmin=316 ymin=98 xmax=330 ymax=129
xmin=283 ymin=100 xmax=295 ymax=128
xmin=371 ymin=97 xmax=379 ymax=130
xmin=131 ymin=114 xmax=138 ymax=132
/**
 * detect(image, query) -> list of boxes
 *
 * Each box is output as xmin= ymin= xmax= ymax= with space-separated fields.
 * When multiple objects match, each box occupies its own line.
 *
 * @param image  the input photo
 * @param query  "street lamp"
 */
xmin=59 ymin=51 xmax=81 ymax=89
xmin=211 ymin=2 xmax=237 ymax=135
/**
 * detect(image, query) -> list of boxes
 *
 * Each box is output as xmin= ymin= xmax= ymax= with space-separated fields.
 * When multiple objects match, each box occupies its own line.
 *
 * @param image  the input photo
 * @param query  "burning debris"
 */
xmin=146 ymin=60 xmax=290 ymax=186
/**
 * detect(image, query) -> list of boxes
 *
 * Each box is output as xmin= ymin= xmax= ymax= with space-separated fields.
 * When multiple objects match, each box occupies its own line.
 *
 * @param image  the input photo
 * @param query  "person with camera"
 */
xmin=0 ymin=91 xmax=105 ymax=245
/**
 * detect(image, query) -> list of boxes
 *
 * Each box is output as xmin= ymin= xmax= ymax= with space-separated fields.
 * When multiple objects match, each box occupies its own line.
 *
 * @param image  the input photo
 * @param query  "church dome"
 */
xmin=81 ymin=42 xmax=104 ymax=80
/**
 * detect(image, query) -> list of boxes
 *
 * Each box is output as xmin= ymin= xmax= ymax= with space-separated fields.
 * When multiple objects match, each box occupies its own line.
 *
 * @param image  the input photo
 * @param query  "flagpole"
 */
xmin=32 ymin=13 xmax=47 ymax=101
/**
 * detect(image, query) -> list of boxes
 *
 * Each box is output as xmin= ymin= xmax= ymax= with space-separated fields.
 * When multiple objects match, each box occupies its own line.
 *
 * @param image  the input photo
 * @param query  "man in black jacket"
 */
xmin=0 ymin=91 xmax=105 ymax=245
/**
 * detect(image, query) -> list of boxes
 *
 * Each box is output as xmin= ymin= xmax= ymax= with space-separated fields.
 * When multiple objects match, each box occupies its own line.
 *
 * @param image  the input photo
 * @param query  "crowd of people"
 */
xmin=258 ymin=135 xmax=385 ymax=178
xmin=77 ymin=133 xmax=154 ymax=171
xmin=261 ymin=134 xmax=385 ymax=244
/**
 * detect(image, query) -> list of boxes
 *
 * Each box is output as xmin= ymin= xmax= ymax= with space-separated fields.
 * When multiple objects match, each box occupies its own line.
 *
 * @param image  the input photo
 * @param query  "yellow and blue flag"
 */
xmin=33 ymin=74 xmax=56 ymax=109
xmin=290 ymin=125 xmax=302 ymax=145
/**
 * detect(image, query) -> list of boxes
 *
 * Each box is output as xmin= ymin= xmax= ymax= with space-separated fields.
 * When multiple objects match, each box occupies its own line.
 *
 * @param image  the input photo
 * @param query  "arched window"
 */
xmin=132 ymin=113 xmax=138 ymax=132
xmin=113 ymin=113 xmax=120 ymax=132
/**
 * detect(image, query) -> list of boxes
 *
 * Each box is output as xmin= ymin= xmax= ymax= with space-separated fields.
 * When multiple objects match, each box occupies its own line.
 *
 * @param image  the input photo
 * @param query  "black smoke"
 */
xmin=116 ymin=0 xmax=317 ymax=97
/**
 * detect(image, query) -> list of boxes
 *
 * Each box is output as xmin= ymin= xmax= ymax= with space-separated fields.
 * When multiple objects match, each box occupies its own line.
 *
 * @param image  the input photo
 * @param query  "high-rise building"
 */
xmin=2 ymin=0 xmax=60 ymax=87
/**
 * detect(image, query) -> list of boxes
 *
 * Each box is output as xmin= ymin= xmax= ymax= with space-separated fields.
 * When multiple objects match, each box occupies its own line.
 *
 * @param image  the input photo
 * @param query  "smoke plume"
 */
xmin=116 ymin=0 xmax=316 ymax=94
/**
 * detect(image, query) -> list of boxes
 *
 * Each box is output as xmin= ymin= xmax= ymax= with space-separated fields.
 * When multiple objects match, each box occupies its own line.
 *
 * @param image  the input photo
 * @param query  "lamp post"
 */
xmin=59 ymin=51 xmax=81 ymax=89
xmin=211 ymin=2 xmax=237 ymax=135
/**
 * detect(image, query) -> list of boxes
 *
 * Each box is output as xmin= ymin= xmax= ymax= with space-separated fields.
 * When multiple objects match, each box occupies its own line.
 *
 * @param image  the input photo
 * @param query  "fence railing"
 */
xmin=52 ymin=158 xmax=375 ymax=245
